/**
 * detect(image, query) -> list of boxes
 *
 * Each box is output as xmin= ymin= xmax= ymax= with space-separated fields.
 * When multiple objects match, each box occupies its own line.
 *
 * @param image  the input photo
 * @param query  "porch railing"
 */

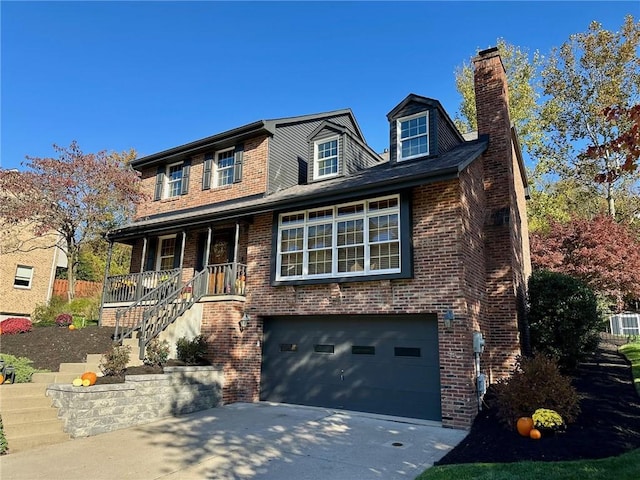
xmin=104 ymin=269 xmax=181 ymax=304
xmin=112 ymin=263 xmax=247 ymax=358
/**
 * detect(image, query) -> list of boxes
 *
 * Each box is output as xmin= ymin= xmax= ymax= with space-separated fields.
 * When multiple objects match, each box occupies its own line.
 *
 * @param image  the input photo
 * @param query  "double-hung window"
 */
xmin=276 ymin=195 xmax=401 ymax=281
xmin=156 ymin=235 xmax=177 ymax=271
xmin=397 ymin=113 xmax=428 ymax=161
xmin=314 ymin=137 xmax=339 ymax=179
xmin=165 ymin=163 xmax=183 ymax=198
xmin=14 ymin=265 xmax=33 ymax=288
xmin=216 ymin=149 xmax=235 ymax=187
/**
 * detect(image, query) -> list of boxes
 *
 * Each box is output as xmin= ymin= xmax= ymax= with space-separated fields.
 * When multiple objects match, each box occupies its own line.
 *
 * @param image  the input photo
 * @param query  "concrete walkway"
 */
xmin=0 ymin=402 xmax=467 ymax=480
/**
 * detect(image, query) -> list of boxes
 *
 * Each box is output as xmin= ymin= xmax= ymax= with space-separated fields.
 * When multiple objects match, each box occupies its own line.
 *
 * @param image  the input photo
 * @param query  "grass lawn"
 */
xmin=417 ymin=340 xmax=640 ymax=480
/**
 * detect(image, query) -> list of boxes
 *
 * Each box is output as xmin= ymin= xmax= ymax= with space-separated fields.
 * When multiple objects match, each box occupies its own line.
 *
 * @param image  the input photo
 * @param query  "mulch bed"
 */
xmin=436 ymin=339 xmax=640 ymax=464
xmin=3 ymin=327 xmax=640 ymax=463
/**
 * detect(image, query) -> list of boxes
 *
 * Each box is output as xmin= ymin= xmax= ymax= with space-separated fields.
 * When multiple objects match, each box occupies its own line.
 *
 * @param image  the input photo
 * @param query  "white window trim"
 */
xmin=397 ymin=112 xmax=429 ymax=162
xmin=155 ymin=234 xmax=177 ymax=271
xmin=214 ymin=148 xmax=235 ymax=187
xmin=14 ymin=265 xmax=34 ymax=289
xmin=313 ymin=136 xmax=340 ymax=180
xmin=276 ymin=194 xmax=401 ymax=281
xmin=164 ymin=162 xmax=183 ymax=198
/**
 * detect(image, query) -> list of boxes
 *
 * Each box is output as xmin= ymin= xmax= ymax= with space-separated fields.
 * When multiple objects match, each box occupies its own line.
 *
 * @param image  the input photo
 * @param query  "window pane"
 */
xmin=167 ymin=164 xmax=183 ymax=197
xmin=217 ymin=150 xmax=235 ymax=186
xmin=369 ymin=197 xmax=398 ymax=211
xmin=308 ymin=249 xmax=332 ymax=275
xmin=369 ymin=214 xmax=398 ymax=242
xmin=281 ymin=228 xmax=304 ymax=252
xmin=280 ymin=252 xmax=303 ymax=276
xmin=308 ymin=224 xmax=332 ymax=249
xmin=159 ymin=237 xmax=176 ymax=270
xmin=14 ymin=265 xmax=33 ymax=287
xmin=370 ymin=242 xmax=400 ymax=270
xmin=337 ymin=219 xmax=364 ymax=246
xmin=316 ymin=139 xmax=338 ymax=177
xmin=338 ymin=245 xmax=364 ymax=272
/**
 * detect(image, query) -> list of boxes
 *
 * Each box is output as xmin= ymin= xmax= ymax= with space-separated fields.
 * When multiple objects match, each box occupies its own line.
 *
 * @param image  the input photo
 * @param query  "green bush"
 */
xmin=32 ymin=295 xmax=100 ymax=328
xmin=0 ymin=353 xmax=49 ymax=383
xmin=528 ymin=270 xmax=602 ymax=370
xmin=176 ymin=335 xmax=207 ymax=364
xmin=492 ymin=353 xmax=580 ymax=430
xmin=0 ymin=415 xmax=7 ymax=455
xmin=144 ymin=338 xmax=170 ymax=366
xmin=99 ymin=344 xmax=131 ymax=376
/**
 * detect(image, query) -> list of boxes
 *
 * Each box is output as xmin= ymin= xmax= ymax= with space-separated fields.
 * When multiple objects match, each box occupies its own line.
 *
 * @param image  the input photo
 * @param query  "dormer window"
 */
xmin=314 ymin=137 xmax=339 ymax=179
xmin=398 ymin=113 xmax=428 ymax=161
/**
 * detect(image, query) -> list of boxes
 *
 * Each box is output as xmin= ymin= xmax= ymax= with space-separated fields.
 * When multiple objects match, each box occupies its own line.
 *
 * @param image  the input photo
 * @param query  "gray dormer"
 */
xmin=307 ymin=120 xmax=383 ymax=184
xmin=387 ymin=94 xmax=464 ymax=165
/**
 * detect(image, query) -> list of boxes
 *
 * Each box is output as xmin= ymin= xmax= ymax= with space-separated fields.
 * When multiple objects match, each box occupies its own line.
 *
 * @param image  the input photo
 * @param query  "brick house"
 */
xmin=0 ymin=225 xmax=67 ymax=321
xmin=100 ymin=47 xmax=531 ymax=429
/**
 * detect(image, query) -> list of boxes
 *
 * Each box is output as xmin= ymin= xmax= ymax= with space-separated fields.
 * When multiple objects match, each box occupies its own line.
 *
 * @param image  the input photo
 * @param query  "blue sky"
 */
xmin=1 ymin=1 xmax=637 ymax=170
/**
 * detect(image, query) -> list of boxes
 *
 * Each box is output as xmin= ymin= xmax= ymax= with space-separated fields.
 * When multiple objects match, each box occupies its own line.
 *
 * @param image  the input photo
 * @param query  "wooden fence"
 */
xmin=53 ymin=279 xmax=103 ymax=299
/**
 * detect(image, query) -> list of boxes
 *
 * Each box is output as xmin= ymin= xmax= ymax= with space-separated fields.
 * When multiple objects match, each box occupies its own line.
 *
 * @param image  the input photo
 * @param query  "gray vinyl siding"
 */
xmin=268 ymin=114 xmax=359 ymax=194
xmin=343 ymin=135 xmax=380 ymax=174
xmin=437 ymin=110 xmax=464 ymax=153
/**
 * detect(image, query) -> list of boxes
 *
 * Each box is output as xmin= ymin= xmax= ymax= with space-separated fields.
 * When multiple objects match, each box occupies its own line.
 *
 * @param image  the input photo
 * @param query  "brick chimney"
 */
xmin=473 ymin=47 xmax=530 ymax=380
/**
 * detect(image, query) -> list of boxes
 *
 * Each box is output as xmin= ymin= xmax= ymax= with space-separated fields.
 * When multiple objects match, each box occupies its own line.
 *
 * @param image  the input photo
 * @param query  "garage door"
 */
xmin=261 ymin=314 xmax=441 ymax=421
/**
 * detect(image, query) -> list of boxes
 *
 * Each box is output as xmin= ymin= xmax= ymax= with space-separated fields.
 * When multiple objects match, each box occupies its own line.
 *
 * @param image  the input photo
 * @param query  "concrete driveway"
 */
xmin=0 ymin=402 xmax=467 ymax=480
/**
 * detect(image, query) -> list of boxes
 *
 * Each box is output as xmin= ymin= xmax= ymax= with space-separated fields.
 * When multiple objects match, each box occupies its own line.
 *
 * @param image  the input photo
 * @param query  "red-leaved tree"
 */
xmin=0 ymin=141 xmax=145 ymax=300
xmin=530 ymin=215 xmax=640 ymax=311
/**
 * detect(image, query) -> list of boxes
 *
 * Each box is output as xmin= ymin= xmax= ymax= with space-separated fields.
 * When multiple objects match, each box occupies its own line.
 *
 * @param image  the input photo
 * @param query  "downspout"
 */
xmin=98 ymin=240 xmax=114 ymax=326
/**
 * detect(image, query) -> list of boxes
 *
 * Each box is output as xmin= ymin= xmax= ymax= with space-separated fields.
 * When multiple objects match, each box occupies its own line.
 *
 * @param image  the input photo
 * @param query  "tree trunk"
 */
xmin=606 ymin=181 xmax=616 ymax=217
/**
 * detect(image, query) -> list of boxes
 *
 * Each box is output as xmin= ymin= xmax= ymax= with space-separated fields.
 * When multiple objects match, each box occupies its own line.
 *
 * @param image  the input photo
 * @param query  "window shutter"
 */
xmin=153 ymin=167 xmax=164 ymax=201
xmin=145 ymin=238 xmax=158 ymax=271
xmin=172 ymin=234 xmax=183 ymax=269
xmin=181 ymin=159 xmax=191 ymax=195
xmin=202 ymin=154 xmax=213 ymax=190
xmin=233 ymin=143 xmax=244 ymax=183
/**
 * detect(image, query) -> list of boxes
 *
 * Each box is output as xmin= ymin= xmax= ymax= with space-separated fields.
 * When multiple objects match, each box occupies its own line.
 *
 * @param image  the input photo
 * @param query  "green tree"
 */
xmin=537 ymin=15 xmax=640 ymax=218
xmin=454 ymin=38 xmax=543 ymax=155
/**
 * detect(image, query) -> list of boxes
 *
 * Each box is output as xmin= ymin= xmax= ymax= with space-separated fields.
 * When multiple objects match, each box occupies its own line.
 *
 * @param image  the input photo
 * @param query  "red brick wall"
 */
xmin=474 ymin=48 xmax=524 ymax=379
xmin=243 ymin=181 xmax=479 ymax=428
xmin=134 ymin=135 xmax=269 ymax=220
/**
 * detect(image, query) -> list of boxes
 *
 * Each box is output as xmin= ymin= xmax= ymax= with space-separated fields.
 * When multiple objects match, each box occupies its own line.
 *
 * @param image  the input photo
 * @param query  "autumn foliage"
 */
xmin=530 ymin=215 xmax=640 ymax=309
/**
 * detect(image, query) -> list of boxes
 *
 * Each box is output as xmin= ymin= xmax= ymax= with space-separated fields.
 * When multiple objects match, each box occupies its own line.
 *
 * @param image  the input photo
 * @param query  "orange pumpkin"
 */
xmin=529 ymin=428 xmax=542 ymax=440
xmin=68 ymin=324 xmax=76 ymax=330
xmin=517 ymin=417 xmax=534 ymax=437
xmin=81 ymin=371 xmax=97 ymax=386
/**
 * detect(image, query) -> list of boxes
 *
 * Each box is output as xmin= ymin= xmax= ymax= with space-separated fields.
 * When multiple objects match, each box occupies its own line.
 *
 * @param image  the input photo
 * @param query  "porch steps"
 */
xmin=0 ymin=354 xmax=104 ymax=453
xmin=123 ymin=333 xmax=144 ymax=367
xmin=0 ymin=383 xmax=69 ymax=453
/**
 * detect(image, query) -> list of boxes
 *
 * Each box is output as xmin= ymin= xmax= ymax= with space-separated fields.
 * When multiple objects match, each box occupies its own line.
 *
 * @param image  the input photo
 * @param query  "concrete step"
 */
xmin=0 ymin=395 xmax=53 ymax=411
xmin=0 ymin=383 xmax=48 ymax=398
xmin=30 ymin=372 xmax=79 ymax=384
xmin=58 ymin=362 xmax=101 ymax=373
xmin=4 ymin=417 xmax=65 ymax=438
xmin=5 ymin=430 xmax=70 ymax=453
xmin=86 ymin=354 xmax=103 ymax=364
xmin=1 ymin=405 xmax=59 ymax=424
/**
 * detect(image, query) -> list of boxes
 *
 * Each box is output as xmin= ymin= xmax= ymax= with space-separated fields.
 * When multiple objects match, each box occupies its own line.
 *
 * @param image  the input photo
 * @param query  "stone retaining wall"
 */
xmin=47 ymin=366 xmax=223 ymax=438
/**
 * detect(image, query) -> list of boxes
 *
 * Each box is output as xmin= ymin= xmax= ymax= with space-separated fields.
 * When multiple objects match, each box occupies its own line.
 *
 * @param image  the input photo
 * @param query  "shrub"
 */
xmin=0 ymin=317 xmax=33 ymax=335
xmin=32 ymin=295 xmax=68 ymax=325
xmin=528 ymin=270 xmax=602 ymax=370
xmin=492 ymin=353 xmax=580 ymax=430
xmin=99 ymin=344 xmax=131 ymax=376
xmin=0 ymin=415 xmax=7 ymax=455
xmin=0 ymin=353 xmax=49 ymax=383
xmin=144 ymin=338 xmax=170 ymax=366
xmin=54 ymin=313 xmax=72 ymax=327
xmin=176 ymin=335 xmax=207 ymax=364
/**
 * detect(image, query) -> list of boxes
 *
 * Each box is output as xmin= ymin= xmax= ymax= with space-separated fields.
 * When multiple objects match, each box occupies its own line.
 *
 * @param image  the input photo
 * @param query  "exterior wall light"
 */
xmin=443 ymin=309 xmax=455 ymax=329
xmin=239 ymin=313 xmax=250 ymax=332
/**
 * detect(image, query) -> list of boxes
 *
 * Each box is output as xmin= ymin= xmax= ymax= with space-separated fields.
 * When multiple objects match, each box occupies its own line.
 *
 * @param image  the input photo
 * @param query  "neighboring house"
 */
xmin=0 ymin=225 xmax=67 ymax=321
xmin=100 ymin=48 xmax=531 ymax=429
